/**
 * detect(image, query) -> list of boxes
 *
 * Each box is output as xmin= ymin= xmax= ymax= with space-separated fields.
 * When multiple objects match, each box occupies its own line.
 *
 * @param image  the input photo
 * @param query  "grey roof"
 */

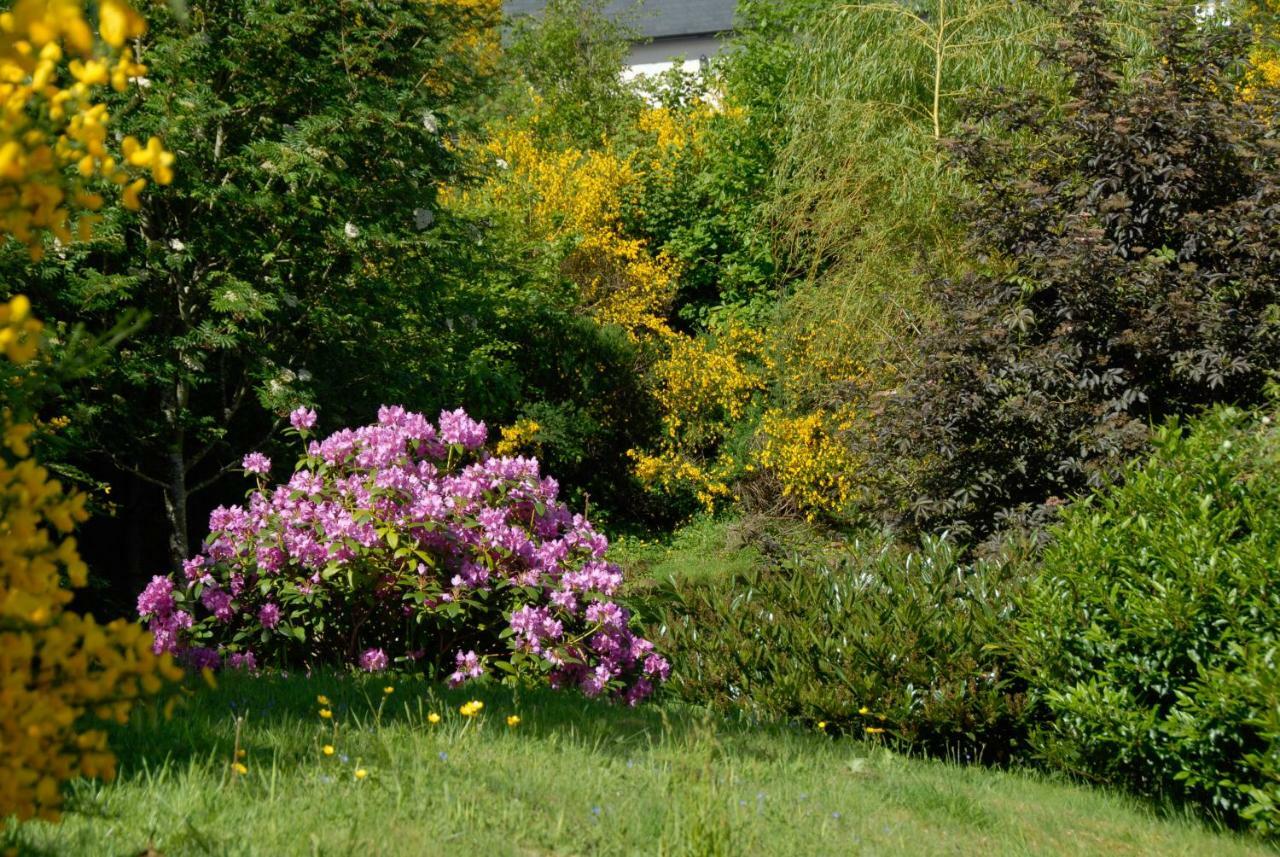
xmin=503 ymin=0 xmax=737 ymax=41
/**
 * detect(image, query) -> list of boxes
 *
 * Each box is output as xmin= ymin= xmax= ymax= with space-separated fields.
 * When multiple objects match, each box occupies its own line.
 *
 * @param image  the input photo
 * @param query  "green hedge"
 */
xmin=1013 ymin=406 xmax=1280 ymax=835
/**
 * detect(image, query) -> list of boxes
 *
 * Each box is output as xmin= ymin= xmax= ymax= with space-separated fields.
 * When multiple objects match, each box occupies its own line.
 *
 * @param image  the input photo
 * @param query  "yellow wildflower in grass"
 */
xmin=231 ymin=762 xmax=248 ymax=775
xmin=865 ymin=727 xmax=886 ymax=735
xmin=459 ymin=700 xmax=484 ymax=717
xmin=428 ymin=712 xmax=442 ymax=725
xmin=506 ymin=715 xmax=520 ymax=728
xmin=322 ymin=745 xmax=335 ymax=756
xmin=354 ymin=768 xmax=368 ymax=781
xmin=858 ymin=706 xmax=871 ymax=716
xmin=319 ymin=708 xmax=333 ymax=720
xmin=316 ymin=695 xmax=330 ymax=706
xmin=817 ymin=721 xmax=827 ymax=731
xmin=383 ymin=686 xmax=394 ymax=695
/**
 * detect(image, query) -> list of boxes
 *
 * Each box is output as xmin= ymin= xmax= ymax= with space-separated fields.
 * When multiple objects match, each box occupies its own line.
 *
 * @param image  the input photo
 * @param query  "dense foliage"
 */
xmin=137 ymin=405 xmax=669 ymax=702
xmin=653 ymin=535 xmax=1030 ymax=761
xmin=2 ymin=0 xmax=503 ymax=579
xmin=9 ymin=0 xmax=1280 ymax=841
xmin=1013 ymin=405 xmax=1280 ymax=835
xmin=870 ymin=3 xmax=1280 ymax=541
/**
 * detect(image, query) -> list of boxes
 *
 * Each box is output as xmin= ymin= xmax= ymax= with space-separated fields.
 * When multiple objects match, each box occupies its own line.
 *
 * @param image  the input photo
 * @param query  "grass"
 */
xmin=609 ymin=515 xmax=762 ymax=585
xmin=5 ymin=672 xmax=1276 ymax=857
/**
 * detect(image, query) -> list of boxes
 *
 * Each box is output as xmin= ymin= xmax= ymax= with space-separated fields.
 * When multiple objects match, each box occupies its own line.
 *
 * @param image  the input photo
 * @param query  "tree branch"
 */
xmin=107 ymin=452 xmax=168 ymax=489
xmin=188 ymin=417 xmax=284 ymax=497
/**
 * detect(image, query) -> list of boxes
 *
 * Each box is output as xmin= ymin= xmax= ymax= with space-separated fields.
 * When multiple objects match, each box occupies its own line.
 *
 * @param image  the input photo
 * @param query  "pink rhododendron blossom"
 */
xmin=137 ymin=406 xmax=664 ymax=704
xmin=290 ymin=406 xmax=318 ymax=430
xmin=258 ymin=602 xmax=281 ymax=629
xmin=137 ymin=575 xmax=175 ymax=617
xmin=447 ymin=649 xmax=485 ymax=686
xmin=228 ymin=650 xmax=257 ymax=671
xmin=242 ymin=452 xmax=272 ymax=474
xmin=359 ymin=647 xmax=389 ymax=672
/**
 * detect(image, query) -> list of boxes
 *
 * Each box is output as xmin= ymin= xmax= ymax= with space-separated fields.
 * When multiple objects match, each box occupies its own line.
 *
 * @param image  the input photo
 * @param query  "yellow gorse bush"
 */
xmin=453 ymin=126 xmax=679 ymax=339
xmin=0 ymin=296 xmax=182 ymax=825
xmin=755 ymin=405 xmax=863 ymax=520
xmin=420 ymin=0 xmax=501 ymax=97
xmin=448 ymin=102 xmax=792 ymax=514
xmin=495 ymin=417 xmax=541 ymax=456
xmin=632 ymin=315 xmax=770 ymax=512
xmin=0 ymin=0 xmax=179 ymax=826
xmin=1243 ymin=0 xmax=1280 ymax=99
xmin=0 ymin=0 xmax=172 ymax=259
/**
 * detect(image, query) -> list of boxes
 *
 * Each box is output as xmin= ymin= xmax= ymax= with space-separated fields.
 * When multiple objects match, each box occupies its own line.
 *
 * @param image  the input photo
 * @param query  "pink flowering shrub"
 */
xmin=137 ymin=406 xmax=668 ymax=703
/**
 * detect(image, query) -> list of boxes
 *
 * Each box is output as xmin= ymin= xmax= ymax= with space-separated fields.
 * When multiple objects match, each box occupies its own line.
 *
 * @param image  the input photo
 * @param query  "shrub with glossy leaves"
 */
xmin=1013 ymin=405 xmax=1280 ymax=835
xmin=137 ymin=406 xmax=668 ymax=704
xmin=652 ymin=534 xmax=1030 ymax=761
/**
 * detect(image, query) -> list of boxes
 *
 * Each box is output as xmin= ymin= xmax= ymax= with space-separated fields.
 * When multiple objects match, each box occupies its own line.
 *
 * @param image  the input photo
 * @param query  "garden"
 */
xmin=3 ymin=0 xmax=1280 ymax=854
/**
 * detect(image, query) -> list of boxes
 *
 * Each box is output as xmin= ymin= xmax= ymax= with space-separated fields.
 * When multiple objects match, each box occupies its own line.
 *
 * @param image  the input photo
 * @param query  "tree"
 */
xmin=496 ymin=0 xmax=642 ymax=148
xmin=869 ymin=2 xmax=1280 ymax=543
xmin=4 ymin=0 xmax=502 ymax=572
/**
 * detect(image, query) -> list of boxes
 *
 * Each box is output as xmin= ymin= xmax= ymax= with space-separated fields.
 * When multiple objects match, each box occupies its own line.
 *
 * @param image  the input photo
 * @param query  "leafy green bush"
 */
xmin=651 ymin=535 xmax=1030 ymax=761
xmin=868 ymin=4 xmax=1280 ymax=542
xmin=1013 ymin=405 xmax=1280 ymax=834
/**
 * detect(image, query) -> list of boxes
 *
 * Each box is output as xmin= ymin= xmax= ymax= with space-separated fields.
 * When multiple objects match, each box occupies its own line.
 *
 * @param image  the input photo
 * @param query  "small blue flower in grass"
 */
xmin=832 ymin=812 xmax=841 ymax=820
xmin=591 ymin=806 xmax=602 ymax=818
xmin=340 ymin=754 xmax=349 ymax=764
xmin=439 ymin=751 xmax=448 ymax=762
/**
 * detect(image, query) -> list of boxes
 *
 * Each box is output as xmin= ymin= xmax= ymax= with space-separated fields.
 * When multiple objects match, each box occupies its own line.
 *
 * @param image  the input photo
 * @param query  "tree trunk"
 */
xmin=162 ymin=376 xmax=190 ymax=570
xmin=163 ymin=442 xmax=189 ymax=570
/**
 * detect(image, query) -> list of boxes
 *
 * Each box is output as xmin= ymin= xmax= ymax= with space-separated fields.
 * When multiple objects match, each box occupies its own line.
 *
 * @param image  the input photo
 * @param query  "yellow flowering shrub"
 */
xmin=1243 ymin=0 xmax=1280 ymax=98
xmin=449 ymin=127 xmax=679 ymax=339
xmin=754 ymin=404 xmax=863 ymax=520
xmin=628 ymin=447 xmax=736 ymax=511
xmin=0 ymin=0 xmax=173 ymax=259
xmin=630 ymin=316 xmax=770 ymax=512
xmin=651 ymin=327 xmax=763 ymax=441
xmin=495 ymin=417 xmax=541 ymax=456
xmin=0 ymin=0 xmax=179 ymax=825
xmin=420 ymin=0 xmax=501 ymax=97
xmin=446 ymin=104 xmax=777 ymax=513
xmin=0 ymin=297 xmax=182 ymax=824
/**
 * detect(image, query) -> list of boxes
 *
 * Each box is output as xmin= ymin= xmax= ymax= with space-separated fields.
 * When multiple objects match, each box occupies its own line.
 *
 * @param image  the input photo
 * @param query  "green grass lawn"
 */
xmin=5 ymin=672 xmax=1275 ymax=856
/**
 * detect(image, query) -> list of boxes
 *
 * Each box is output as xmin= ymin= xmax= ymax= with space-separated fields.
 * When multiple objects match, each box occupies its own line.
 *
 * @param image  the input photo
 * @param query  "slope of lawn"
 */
xmin=5 ymin=672 xmax=1275 ymax=857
